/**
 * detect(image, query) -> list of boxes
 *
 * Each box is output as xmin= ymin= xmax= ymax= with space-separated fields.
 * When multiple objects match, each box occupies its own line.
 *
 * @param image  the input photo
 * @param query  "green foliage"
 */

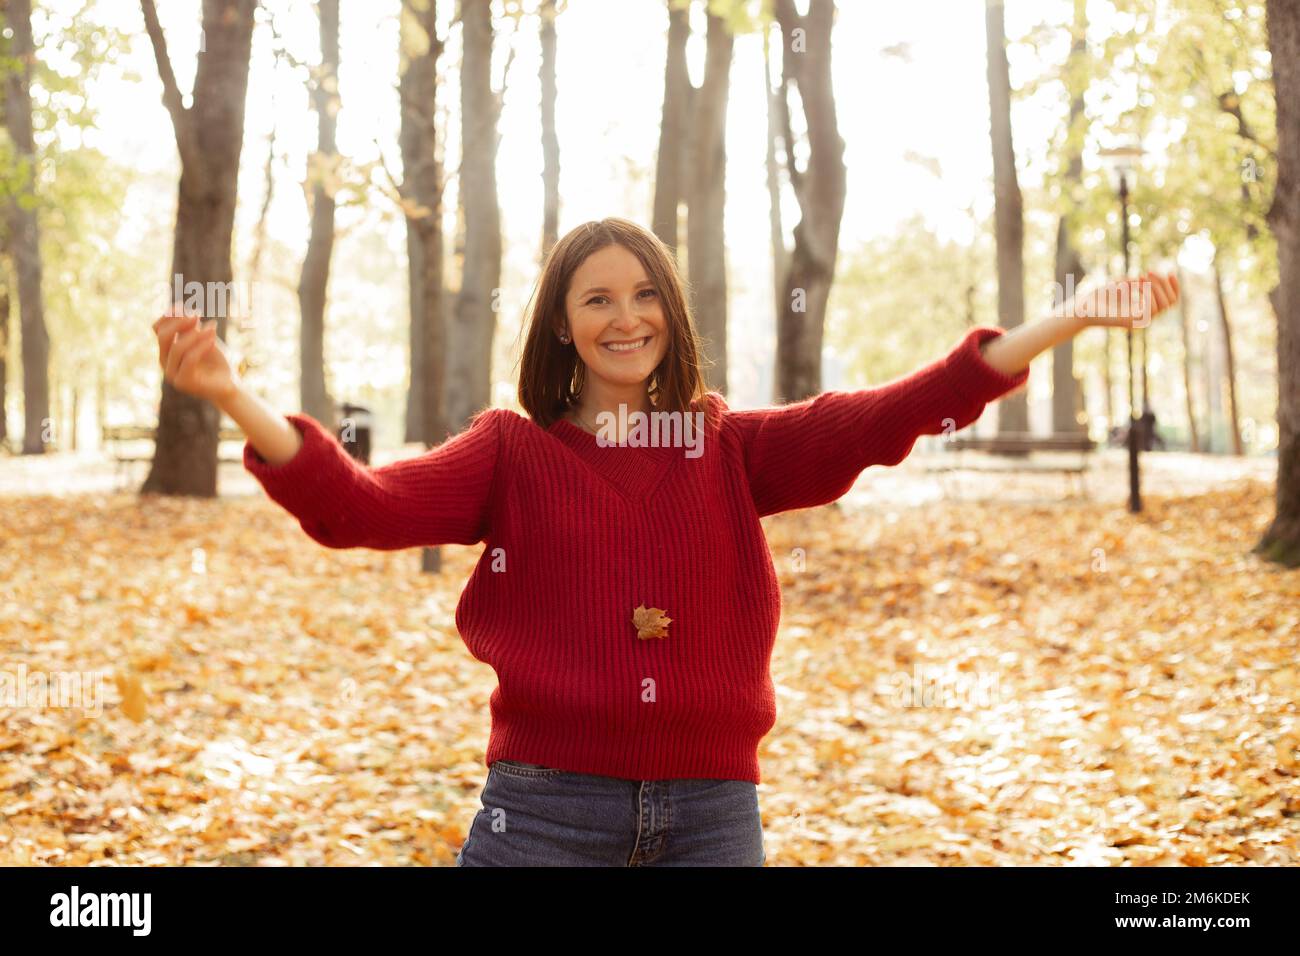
xmin=1076 ymin=0 xmax=1276 ymax=293
xmin=0 ymin=1 xmax=133 ymax=411
xmin=827 ymin=213 xmax=997 ymax=386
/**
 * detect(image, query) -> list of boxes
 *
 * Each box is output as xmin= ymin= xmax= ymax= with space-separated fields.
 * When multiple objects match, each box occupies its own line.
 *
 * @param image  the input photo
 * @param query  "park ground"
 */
xmin=0 ymin=449 xmax=1296 ymax=865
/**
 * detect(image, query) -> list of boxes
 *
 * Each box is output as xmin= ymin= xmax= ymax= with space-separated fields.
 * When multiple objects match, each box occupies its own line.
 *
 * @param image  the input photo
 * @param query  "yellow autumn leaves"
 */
xmin=114 ymin=672 xmax=147 ymax=722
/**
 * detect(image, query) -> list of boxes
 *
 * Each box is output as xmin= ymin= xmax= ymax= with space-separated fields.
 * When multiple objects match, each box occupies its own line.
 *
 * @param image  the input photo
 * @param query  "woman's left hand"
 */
xmin=1068 ymin=270 xmax=1180 ymax=329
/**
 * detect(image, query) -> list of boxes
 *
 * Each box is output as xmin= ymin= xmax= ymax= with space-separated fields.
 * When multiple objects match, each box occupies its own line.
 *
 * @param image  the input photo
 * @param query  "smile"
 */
xmin=601 ymin=336 xmax=651 ymax=353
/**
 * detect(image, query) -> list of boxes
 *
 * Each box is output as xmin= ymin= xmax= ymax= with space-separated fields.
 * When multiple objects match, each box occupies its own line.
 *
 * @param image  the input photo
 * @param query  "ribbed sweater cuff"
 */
xmin=242 ymin=412 xmax=351 ymax=524
xmin=942 ymin=326 xmax=1030 ymax=411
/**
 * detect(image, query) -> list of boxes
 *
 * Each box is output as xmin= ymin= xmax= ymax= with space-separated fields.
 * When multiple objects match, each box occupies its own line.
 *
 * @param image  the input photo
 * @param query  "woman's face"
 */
xmin=563 ymin=244 xmax=669 ymax=393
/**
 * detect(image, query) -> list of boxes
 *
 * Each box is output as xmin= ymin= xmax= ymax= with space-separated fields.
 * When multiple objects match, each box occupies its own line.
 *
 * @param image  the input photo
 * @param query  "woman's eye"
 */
xmin=585 ymin=290 xmax=655 ymax=305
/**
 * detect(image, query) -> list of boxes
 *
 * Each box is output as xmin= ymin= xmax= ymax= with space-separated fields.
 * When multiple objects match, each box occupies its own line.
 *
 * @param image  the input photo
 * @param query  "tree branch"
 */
xmin=140 ymin=0 xmax=200 ymax=171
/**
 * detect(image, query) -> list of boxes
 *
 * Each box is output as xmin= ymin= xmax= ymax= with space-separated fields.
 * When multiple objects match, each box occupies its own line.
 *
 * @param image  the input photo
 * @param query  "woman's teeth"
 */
xmin=603 ymin=336 xmax=650 ymax=353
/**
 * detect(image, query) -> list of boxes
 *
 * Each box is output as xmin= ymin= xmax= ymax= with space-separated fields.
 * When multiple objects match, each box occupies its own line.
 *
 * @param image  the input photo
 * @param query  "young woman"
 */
xmin=152 ymin=217 xmax=1179 ymax=866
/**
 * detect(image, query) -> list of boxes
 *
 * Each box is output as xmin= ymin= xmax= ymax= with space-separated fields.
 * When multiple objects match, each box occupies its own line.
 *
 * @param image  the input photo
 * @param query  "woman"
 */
xmin=152 ymin=217 xmax=1179 ymax=866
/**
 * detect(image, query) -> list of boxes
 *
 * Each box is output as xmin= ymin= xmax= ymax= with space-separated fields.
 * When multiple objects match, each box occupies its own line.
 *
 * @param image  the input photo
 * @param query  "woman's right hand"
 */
xmin=152 ymin=307 xmax=241 ymax=407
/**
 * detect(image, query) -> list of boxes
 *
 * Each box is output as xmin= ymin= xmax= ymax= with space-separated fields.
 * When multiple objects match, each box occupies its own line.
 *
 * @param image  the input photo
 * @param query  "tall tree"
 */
xmin=0 ymin=45 xmax=8 ymax=451
xmin=140 ymin=0 xmax=256 ymax=496
xmin=398 ymin=0 xmax=445 ymax=448
xmin=297 ymin=0 xmax=340 ymax=429
xmin=1257 ymin=0 xmax=1300 ymax=566
xmin=685 ymin=7 xmax=734 ymax=393
xmin=651 ymin=0 xmax=736 ymax=394
xmin=651 ymin=0 xmax=690 ymax=254
xmin=985 ymin=0 xmax=1028 ymax=434
xmin=772 ymin=0 xmax=846 ymax=402
xmin=446 ymin=0 xmax=503 ymax=434
xmin=4 ymin=0 xmax=50 ymax=455
xmin=393 ymin=0 xmax=448 ymax=575
xmin=1211 ymin=253 xmax=1244 ymax=455
xmin=1176 ymin=265 xmax=1201 ymax=453
xmin=1051 ymin=0 xmax=1088 ymax=436
xmin=539 ymin=0 xmax=559 ymax=261
xmin=762 ymin=20 xmax=788 ymax=349
xmin=0 ymin=268 xmax=9 ymax=448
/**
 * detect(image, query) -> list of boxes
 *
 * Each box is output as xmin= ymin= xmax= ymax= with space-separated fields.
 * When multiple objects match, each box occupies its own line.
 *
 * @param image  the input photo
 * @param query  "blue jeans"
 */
xmin=456 ymin=760 xmax=766 ymax=866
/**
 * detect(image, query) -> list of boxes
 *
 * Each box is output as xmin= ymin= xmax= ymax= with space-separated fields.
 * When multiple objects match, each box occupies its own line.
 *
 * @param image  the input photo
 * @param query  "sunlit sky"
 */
xmin=59 ymin=0 xmax=1155 ymax=414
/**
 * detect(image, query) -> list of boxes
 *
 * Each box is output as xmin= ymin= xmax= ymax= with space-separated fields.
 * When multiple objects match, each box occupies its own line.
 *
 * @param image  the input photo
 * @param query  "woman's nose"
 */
xmin=610 ymin=303 xmax=642 ymax=329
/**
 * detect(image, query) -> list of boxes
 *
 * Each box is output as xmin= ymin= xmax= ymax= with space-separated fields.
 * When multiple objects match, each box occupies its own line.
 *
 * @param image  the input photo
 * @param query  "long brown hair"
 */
xmin=517 ymin=218 xmax=715 ymax=430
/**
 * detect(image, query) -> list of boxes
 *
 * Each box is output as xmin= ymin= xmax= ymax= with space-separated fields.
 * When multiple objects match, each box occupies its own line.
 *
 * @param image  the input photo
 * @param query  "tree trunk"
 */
xmin=1101 ymin=329 xmax=1113 ymax=432
xmin=652 ymin=0 xmax=691 ymax=254
xmin=447 ymin=0 xmax=501 ymax=435
xmin=763 ymin=20 xmax=788 ymax=388
xmin=248 ymin=96 xmax=278 ymax=283
xmin=1052 ymin=209 xmax=1085 ymax=435
xmin=140 ymin=0 xmax=256 ymax=496
xmin=5 ymin=0 xmax=50 ymax=455
xmin=1140 ymin=317 xmax=1149 ymax=412
xmin=399 ymin=0 xmax=445 ymax=449
xmin=1052 ymin=0 xmax=1088 ymax=436
xmin=1211 ymin=256 xmax=1244 ymax=455
xmin=0 ymin=273 xmax=9 ymax=448
xmin=396 ymin=0 xmax=446 ymax=574
xmin=1177 ymin=266 xmax=1201 ymax=453
xmin=1256 ymin=0 xmax=1300 ymax=565
xmin=773 ymin=0 xmax=846 ymax=403
xmin=1203 ymin=273 xmax=1224 ymax=452
xmin=96 ymin=363 xmax=105 ymax=446
xmin=685 ymin=9 xmax=733 ymax=394
xmin=985 ymin=0 xmax=1028 ymax=434
xmin=539 ymin=0 xmax=559 ymax=262
xmin=297 ymin=0 xmax=340 ymax=430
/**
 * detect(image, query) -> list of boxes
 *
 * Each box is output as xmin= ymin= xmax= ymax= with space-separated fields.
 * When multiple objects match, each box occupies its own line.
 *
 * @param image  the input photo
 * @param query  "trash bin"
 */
xmin=338 ymin=403 xmax=372 ymax=464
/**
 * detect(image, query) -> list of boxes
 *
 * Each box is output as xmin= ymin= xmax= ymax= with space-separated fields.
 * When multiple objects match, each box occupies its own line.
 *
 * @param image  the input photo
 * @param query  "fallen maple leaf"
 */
xmin=115 ymin=672 xmax=148 ymax=723
xmin=632 ymin=604 xmax=671 ymax=640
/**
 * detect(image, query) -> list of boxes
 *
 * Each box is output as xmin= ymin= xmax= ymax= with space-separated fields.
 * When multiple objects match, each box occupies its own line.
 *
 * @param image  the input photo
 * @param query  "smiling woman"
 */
xmin=517 ymin=218 xmax=711 ymax=437
xmin=161 ymin=216 xmax=1040 ymax=867
xmin=141 ymin=206 xmax=1188 ymax=868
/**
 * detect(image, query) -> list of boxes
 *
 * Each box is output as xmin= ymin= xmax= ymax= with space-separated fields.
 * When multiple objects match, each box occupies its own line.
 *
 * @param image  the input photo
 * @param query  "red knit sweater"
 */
xmin=243 ymin=326 xmax=1028 ymax=783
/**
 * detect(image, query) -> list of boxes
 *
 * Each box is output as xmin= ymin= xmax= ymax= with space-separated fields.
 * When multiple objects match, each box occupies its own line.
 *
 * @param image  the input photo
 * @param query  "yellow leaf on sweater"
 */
xmin=632 ymin=604 xmax=671 ymax=640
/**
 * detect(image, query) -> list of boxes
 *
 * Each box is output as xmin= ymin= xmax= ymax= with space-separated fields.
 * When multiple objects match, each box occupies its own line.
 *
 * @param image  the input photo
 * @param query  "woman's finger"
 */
xmin=1156 ymin=273 xmax=1174 ymax=311
xmin=1145 ymin=273 xmax=1167 ymax=314
xmin=175 ymin=326 xmax=216 ymax=383
xmin=1137 ymin=275 xmax=1155 ymax=315
xmin=165 ymin=320 xmax=210 ymax=383
xmin=158 ymin=313 xmax=199 ymax=369
xmin=1125 ymin=278 xmax=1144 ymax=320
xmin=162 ymin=319 xmax=199 ymax=379
xmin=152 ymin=305 xmax=183 ymax=333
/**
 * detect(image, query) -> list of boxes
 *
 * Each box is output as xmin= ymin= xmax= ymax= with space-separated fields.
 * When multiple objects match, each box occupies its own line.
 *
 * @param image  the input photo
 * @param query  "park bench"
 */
xmin=103 ymin=424 xmax=246 ymax=490
xmin=925 ymin=431 xmax=1097 ymax=500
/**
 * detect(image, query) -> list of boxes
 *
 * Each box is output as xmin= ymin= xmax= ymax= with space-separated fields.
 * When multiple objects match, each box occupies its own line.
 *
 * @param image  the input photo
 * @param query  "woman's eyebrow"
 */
xmin=575 ymin=279 xmax=655 ymax=298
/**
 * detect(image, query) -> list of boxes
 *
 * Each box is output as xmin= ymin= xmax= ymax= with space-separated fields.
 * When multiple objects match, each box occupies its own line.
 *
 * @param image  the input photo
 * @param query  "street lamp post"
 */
xmin=1100 ymin=142 xmax=1145 ymax=514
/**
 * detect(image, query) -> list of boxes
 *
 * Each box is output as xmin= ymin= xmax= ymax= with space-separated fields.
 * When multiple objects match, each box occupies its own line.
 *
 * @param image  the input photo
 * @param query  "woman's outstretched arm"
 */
xmin=726 ymin=270 xmax=1180 ymax=518
xmin=238 ymin=398 xmax=504 ymax=551
xmin=979 ymin=270 xmax=1180 ymax=375
xmin=151 ymin=307 xmax=504 ymax=551
xmin=222 ymin=381 xmax=303 ymax=465
xmin=726 ymin=326 xmax=1028 ymax=517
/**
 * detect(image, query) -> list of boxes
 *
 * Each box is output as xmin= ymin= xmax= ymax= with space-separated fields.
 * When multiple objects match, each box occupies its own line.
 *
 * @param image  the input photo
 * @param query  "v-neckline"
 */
xmin=547 ymin=417 xmax=680 ymax=504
